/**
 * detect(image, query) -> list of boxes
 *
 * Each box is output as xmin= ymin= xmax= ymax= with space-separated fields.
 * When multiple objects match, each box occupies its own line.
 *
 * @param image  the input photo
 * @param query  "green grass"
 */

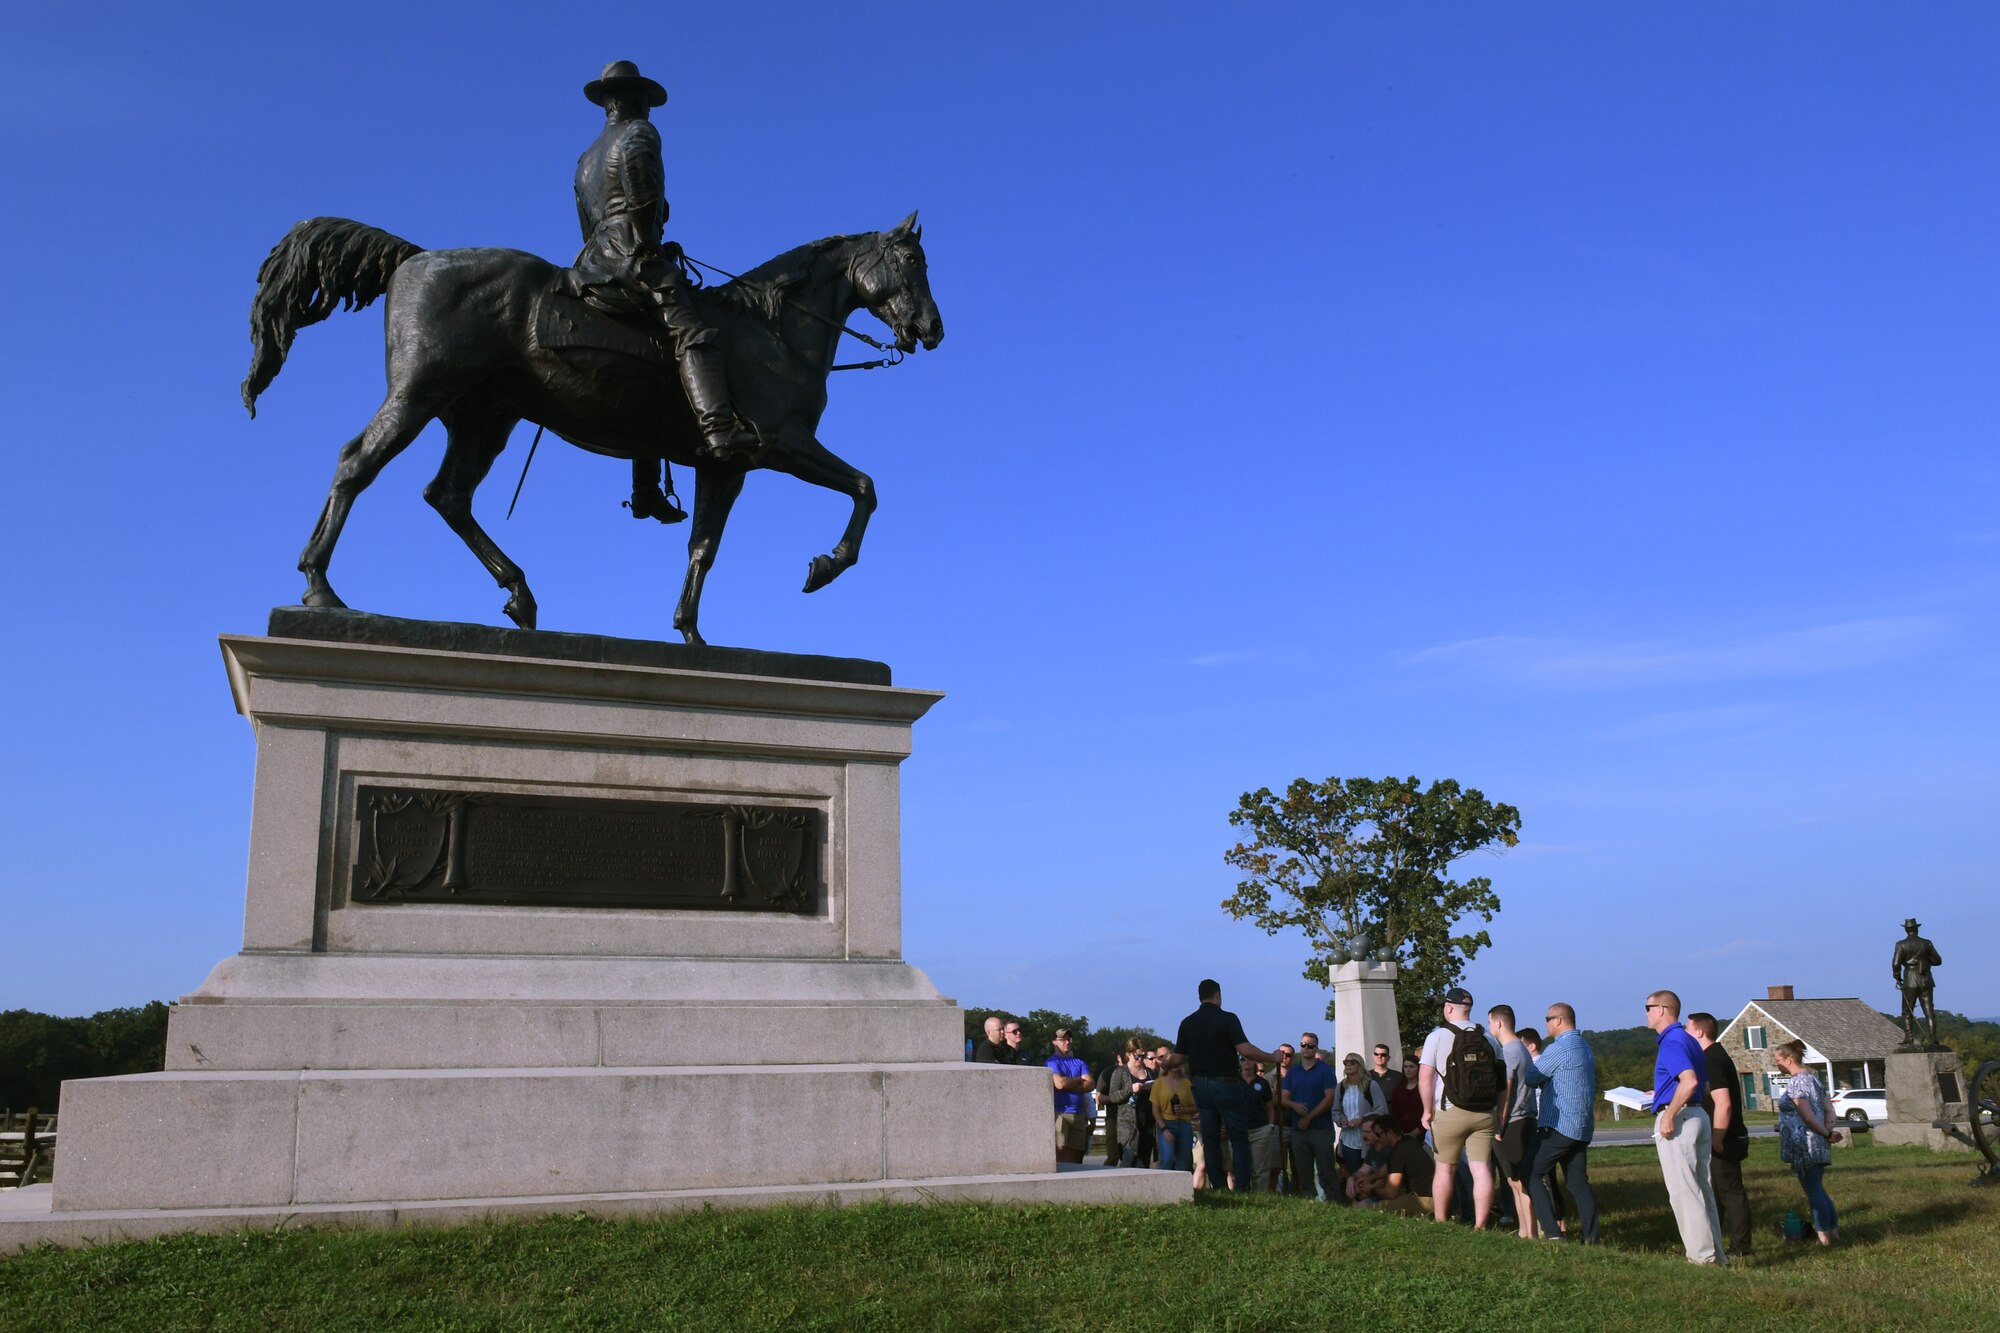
xmin=2 ymin=1140 xmax=1995 ymax=1332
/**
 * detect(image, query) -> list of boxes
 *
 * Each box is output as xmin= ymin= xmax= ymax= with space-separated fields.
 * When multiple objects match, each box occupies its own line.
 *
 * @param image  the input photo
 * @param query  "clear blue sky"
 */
xmin=4 ymin=4 xmax=1995 ymax=1043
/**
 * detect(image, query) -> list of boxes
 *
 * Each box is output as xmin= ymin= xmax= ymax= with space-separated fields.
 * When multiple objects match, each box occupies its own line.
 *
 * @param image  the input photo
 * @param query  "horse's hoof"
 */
xmin=679 ymin=626 xmax=706 ymax=646
xmin=504 ymin=593 xmax=538 ymax=630
xmin=803 ymin=554 xmax=839 ymax=594
xmin=301 ymin=586 xmax=348 ymax=611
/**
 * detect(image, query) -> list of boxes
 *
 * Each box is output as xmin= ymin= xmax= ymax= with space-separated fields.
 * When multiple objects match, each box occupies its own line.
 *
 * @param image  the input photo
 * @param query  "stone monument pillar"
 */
xmin=1876 ymin=1050 xmax=1973 ymax=1152
xmin=1330 ymin=959 xmax=1401 ymax=1069
xmin=28 ymin=613 xmax=1184 ymax=1244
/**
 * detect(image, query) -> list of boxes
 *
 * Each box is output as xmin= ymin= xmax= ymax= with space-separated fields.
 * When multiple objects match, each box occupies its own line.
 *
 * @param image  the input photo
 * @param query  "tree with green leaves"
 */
xmin=0 ymin=1002 xmax=171 ymax=1111
xmin=1222 ymin=776 xmax=1520 ymax=1048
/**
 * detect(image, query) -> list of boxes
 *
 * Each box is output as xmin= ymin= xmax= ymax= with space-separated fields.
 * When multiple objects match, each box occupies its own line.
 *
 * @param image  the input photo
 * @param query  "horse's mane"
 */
xmin=704 ymin=233 xmax=871 ymax=322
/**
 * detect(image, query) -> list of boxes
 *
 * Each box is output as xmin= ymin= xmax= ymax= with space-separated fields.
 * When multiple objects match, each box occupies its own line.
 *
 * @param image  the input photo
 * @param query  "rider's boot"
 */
xmin=625 ymin=458 xmax=686 ymax=524
xmin=678 ymin=344 xmax=763 ymax=464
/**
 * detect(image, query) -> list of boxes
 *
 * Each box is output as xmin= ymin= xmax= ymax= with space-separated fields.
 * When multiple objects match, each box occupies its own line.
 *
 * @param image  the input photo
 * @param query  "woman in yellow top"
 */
xmin=1150 ymin=1061 xmax=1198 ymax=1173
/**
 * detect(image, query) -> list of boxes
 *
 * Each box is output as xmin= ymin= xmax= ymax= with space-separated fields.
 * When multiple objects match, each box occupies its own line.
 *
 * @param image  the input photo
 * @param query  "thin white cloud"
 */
xmin=1696 ymin=938 xmax=1774 ymax=961
xmin=1407 ymin=616 xmax=1947 ymax=690
xmin=1598 ymin=703 xmax=1784 ymax=742
xmin=1188 ymin=649 xmax=1272 ymax=668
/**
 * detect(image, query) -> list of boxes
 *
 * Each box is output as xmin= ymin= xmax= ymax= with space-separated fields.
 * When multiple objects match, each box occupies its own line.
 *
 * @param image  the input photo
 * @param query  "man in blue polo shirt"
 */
xmin=1046 ymin=1028 xmax=1097 ymax=1164
xmin=1280 ymin=1030 xmax=1341 ymax=1201
xmin=1645 ymin=989 xmax=1726 ymax=1265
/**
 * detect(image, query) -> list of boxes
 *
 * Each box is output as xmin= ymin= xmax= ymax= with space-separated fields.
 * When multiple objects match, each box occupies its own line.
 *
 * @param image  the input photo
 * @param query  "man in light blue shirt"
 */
xmin=1517 ymin=1001 xmax=1599 ymax=1242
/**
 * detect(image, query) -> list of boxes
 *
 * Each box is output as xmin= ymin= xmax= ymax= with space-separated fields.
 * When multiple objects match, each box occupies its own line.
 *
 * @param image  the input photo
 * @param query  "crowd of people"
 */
xmin=974 ymin=979 xmax=1845 ymax=1258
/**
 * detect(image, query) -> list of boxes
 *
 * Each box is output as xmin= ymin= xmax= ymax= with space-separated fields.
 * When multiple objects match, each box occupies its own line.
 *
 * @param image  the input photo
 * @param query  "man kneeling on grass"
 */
xmin=1346 ymin=1114 xmax=1434 ymax=1216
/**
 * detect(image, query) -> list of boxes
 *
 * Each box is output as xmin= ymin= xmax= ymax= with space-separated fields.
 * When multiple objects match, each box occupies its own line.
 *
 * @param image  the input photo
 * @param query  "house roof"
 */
xmin=1726 ymin=998 xmax=1904 ymax=1060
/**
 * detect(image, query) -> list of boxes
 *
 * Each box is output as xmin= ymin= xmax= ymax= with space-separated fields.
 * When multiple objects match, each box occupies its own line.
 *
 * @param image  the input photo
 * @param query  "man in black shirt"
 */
xmin=1369 ymin=1043 xmax=1405 ymax=1100
xmin=972 ymin=1015 xmax=1014 ymax=1064
xmin=1241 ymin=1054 xmax=1278 ymax=1191
xmin=1686 ymin=1012 xmax=1752 ymax=1256
xmin=1174 ymin=979 xmax=1282 ymax=1193
xmin=1349 ymin=1113 xmax=1435 ymax=1215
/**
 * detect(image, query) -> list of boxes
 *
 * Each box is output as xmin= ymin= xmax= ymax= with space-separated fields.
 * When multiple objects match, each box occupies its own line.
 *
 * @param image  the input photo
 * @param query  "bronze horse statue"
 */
xmin=240 ymin=212 xmax=942 ymax=644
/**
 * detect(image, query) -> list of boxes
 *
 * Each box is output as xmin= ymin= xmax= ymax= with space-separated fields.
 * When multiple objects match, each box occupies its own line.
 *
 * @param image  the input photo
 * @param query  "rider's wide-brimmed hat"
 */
xmin=1904 ymin=917 xmax=1921 ymax=930
xmin=585 ymin=60 xmax=667 ymax=108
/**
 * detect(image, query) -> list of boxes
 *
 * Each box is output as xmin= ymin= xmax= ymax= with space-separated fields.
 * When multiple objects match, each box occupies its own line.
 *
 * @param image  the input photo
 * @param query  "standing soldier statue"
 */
xmin=572 ymin=60 xmax=761 ymax=524
xmin=1891 ymin=917 xmax=1943 ymax=1047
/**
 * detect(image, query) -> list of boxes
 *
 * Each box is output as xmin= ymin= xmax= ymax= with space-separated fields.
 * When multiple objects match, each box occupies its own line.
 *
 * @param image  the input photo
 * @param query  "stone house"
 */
xmin=1717 ymin=985 xmax=1905 ymax=1109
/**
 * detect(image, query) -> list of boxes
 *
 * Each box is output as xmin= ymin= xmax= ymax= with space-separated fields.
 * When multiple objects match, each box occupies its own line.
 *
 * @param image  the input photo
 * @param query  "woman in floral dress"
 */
xmin=1772 ymin=1039 xmax=1842 ymax=1246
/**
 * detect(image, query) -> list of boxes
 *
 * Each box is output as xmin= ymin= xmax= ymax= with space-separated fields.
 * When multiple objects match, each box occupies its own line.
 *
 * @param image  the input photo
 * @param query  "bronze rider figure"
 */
xmin=1891 ymin=916 xmax=1943 ymax=1047
xmin=573 ymin=61 xmax=759 ymax=522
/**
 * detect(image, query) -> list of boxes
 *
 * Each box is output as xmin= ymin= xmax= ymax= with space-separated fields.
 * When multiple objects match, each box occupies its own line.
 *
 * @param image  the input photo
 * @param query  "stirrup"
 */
xmin=624 ymin=489 xmax=687 ymax=524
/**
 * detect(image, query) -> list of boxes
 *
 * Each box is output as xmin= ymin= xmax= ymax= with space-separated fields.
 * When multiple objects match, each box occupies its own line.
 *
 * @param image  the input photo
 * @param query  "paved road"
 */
xmin=1593 ymin=1123 xmax=1779 ymax=1148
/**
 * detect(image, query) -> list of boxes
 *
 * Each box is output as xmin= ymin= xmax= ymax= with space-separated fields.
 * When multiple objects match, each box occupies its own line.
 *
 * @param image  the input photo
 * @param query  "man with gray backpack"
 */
xmin=1418 ymin=986 xmax=1507 ymax=1227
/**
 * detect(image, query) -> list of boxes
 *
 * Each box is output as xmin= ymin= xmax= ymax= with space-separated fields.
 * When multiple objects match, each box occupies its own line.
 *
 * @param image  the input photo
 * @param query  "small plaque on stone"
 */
xmin=349 ymin=786 xmax=821 ymax=913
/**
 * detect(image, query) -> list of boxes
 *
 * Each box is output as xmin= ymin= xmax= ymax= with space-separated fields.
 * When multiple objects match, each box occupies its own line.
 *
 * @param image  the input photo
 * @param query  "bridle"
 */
xmin=680 ymin=238 xmax=911 ymax=373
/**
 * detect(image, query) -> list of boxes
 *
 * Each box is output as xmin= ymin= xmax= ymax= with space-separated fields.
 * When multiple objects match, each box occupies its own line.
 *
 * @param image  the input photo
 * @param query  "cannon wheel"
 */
xmin=1970 ymin=1059 xmax=2000 ymax=1175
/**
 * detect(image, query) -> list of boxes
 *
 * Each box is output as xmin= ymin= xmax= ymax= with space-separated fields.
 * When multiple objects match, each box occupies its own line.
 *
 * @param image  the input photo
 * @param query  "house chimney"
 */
xmin=1767 ymin=984 xmax=1794 ymax=1001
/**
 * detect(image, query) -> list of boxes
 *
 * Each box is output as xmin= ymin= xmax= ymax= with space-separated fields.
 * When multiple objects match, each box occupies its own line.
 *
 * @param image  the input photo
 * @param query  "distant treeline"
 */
xmin=0 ymin=1004 xmax=170 ymax=1112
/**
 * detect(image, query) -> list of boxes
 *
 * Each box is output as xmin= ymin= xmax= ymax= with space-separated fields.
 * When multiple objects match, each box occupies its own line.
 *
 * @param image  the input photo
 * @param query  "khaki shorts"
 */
xmin=1056 ymin=1113 xmax=1091 ymax=1153
xmin=1432 ymin=1105 xmax=1496 ymax=1164
xmin=1376 ymin=1191 xmax=1435 ymax=1217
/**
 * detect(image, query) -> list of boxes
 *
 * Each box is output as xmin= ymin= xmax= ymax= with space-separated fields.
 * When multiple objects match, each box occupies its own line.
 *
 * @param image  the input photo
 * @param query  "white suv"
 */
xmin=1831 ymin=1088 xmax=1888 ymax=1129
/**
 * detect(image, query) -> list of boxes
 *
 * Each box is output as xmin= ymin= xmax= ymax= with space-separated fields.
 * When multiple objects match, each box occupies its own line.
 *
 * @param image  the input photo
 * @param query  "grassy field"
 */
xmin=2 ymin=1139 xmax=1994 ymax=1332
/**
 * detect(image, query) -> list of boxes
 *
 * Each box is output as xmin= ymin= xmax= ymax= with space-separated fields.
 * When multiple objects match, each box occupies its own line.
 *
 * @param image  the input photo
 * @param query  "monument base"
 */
xmin=1330 ymin=959 xmax=1402 ymax=1070
xmin=54 ymin=1061 xmax=1070 ymax=1212
xmin=1874 ymin=1049 xmax=1975 ymax=1152
xmin=44 ymin=618 xmax=1191 ymax=1234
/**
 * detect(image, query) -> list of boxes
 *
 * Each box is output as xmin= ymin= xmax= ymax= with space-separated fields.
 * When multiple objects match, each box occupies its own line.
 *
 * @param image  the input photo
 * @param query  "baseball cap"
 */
xmin=1444 ymin=987 xmax=1474 ymax=1007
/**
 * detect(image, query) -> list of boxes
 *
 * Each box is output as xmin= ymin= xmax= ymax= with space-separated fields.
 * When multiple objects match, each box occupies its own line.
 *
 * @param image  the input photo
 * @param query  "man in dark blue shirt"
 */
xmin=1646 ymin=989 xmax=1726 ymax=1264
xmin=1174 ymin=979 xmax=1281 ymax=1192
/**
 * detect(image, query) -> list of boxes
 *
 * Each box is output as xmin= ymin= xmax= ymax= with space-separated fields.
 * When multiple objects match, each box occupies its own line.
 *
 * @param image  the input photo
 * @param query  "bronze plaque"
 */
xmin=349 ymin=786 xmax=820 ymax=912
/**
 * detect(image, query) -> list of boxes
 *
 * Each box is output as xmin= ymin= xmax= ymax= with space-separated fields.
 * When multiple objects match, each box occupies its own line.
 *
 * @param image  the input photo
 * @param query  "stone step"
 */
xmin=166 ymin=999 xmax=965 ymax=1070
xmin=54 ymin=1061 xmax=1057 ymax=1212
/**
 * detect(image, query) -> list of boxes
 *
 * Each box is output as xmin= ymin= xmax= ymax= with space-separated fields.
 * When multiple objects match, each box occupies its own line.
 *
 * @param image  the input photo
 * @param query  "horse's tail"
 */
xmin=241 ymin=217 xmax=425 ymax=417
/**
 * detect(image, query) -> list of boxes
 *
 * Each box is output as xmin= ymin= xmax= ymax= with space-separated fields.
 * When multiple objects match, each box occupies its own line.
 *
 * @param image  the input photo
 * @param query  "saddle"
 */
xmin=530 ymin=274 xmax=671 ymax=367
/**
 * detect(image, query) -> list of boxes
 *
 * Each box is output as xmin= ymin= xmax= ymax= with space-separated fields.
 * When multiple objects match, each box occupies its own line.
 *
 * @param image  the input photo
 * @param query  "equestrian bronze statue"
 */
xmin=241 ymin=61 xmax=942 ymax=645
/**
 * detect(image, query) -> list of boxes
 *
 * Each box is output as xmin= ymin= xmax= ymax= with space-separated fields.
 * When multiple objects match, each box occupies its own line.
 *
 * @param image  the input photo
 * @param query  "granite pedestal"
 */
xmin=28 ymin=613 xmax=1185 ymax=1249
xmin=1330 ymin=959 xmax=1402 ymax=1070
xmin=1874 ymin=1048 xmax=1975 ymax=1152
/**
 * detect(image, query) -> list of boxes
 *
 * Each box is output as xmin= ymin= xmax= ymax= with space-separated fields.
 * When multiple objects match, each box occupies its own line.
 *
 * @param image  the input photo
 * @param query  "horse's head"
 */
xmin=855 ymin=211 xmax=943 ymax=354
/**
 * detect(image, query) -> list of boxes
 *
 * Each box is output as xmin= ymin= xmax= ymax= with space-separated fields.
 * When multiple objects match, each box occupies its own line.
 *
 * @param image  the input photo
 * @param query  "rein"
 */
xmin=680 ymin=252 xmax=906 ymax=372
